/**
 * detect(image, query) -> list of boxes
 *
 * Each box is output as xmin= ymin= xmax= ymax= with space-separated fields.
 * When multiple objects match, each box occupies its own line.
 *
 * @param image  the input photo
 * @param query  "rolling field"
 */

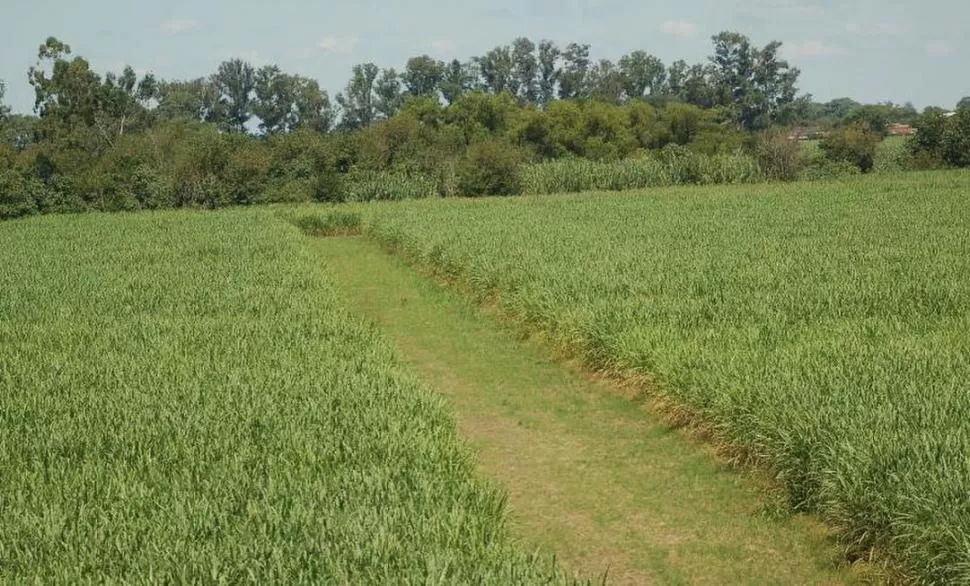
xmin=355 ymin=170 xmax=970 ymax=583
xmin=0 ymin=210 xmax=563 ymax=583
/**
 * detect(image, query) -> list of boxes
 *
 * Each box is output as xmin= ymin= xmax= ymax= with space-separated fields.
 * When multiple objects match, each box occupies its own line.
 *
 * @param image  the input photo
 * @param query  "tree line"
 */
xmin=1 ymin=33 xmax=969 ymax=220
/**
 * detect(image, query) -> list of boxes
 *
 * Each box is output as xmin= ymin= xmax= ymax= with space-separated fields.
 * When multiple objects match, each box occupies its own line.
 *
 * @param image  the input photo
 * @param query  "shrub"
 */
xmin=941 ymin=109 xmax=970 ymax=168
xmin=756 ymin=129 xmax=806 ymax=181
xmin=820 ymin=123 xmax=881 ymax=173
xmin=872 ymin=136 xmax=912 ymax=174
xmin=311 ymin=170 xmax=347 ymax=203
xmin=0 ymin=170 xmax=38 ymax=219
xmin=456 ymin=140 xmax=524 ymax=197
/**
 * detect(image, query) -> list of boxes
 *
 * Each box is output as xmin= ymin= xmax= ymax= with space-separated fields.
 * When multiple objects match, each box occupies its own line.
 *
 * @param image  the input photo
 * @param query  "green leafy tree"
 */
xmin=0 ymin=114 xmax=36 ymax=151
xmin=253 ymin=66 xmax=335 ymax=134
xmin=99 ymin=66 xmax=157 ymax=140
xmin=476 ymin=45 xmax=515 ymax=95
xmin=336 ymin=63 xmax=379 ymax=130
xmin=708 ymin=32 xmax=800 ymax=130
xmin=401 ymin=56 xmax=444 ymax=99
xmin=587 ymin=60 xmax=625 ymax=104
xmin=0 ymin=79 xmax=10 ymax=121
xmin=821 ymin=98 xmax=862 ymax=126
xmin=374 ymin=68 xmax=403 ymax=119
xmin=558 ymin=43 xmax=590 ymax=100
xmin=446 ymin=91 xmax=517 ymax=145
xmin=511 ymin=37 xmax=539 ymax=104
xmin=439 ymin=60 xmax=476 ymax=105
xmin=28 ymin=37 xmax=103 ymax=133
xmin=667 ymin=60 xmax=688 ymax=98
xmin=156 ymin=78 xmax=221 ymax=124
xmin=211 ymin=59 xmax=256 ymax=132
xmin=619 ymin=51 xmax=666 ymax=100
xmin=537 ymin=41 xmax=560 ymax=108
xmin=668 ymin=60 xmax=716 ymax=108
xmin=956 ymin=97 xmax=970 ymax=111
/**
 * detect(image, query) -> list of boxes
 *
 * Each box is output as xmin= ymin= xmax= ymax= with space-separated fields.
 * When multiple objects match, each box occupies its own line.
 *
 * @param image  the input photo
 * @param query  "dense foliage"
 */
xmin=0 ymin=209 xmax=566 ymax=583
xmin=0 ymin=35 xmax=966 ymax=220
xmin=353 ymin=171 xmax=970 ymax=584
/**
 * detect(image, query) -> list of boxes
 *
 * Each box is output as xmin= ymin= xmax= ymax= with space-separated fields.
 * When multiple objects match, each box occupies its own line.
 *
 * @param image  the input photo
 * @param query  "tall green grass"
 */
xmin=343 ymin=170 xmax=438 ymax=202
xmin=521 ymin=149 xmax=763 ymax=195
xmin=0 ymin=210 xmax=564 ymax=583
xmin=359 ymin=170 xmax=970 ymax=584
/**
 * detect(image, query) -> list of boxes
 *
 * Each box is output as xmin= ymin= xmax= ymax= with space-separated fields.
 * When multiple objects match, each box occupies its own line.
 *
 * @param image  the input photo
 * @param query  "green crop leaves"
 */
xmin=364 ymin=170 xmax=970 ymax=584
xmin=0 ymin=210 xmax=564 ymax=584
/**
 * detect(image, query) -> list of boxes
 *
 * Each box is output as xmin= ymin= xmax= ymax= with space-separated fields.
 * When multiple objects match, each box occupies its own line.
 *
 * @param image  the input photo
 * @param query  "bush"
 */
xmin=872 ymin=136 xmax=912 ymax=174
xmin=311 ymin=171 xmax=347 ymax=203
xmin=756 ymin=129 xmax=806 ymax=181
xmin=942 ymin=109 xmax=970 ymax=168
xmin=456 ymin=140 xmax=524 ymax=197
xmin=0 ymin=171 xmax=38 ymax=219
xmin=820 ymin=123 xmax=881 ymax=173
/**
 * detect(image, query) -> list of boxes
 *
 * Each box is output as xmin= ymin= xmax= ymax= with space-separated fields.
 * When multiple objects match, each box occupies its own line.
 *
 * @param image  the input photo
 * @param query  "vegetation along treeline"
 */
xmin=1 ymin=34 xmax=970 ymax=219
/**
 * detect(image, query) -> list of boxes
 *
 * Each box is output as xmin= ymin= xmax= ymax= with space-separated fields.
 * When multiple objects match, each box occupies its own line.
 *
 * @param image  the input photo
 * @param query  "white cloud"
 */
xmin=661 ymin=20 xmax=697 ymax=38
xmin=160 ymin=19 xmax=201 ymax=34
xmin=316 ymin=35 xmax=359 ymax=54
xmin=784 ymin=40 xmax=846 ymax=58
xmin=926 ymin=40 xmax=955 ymax=57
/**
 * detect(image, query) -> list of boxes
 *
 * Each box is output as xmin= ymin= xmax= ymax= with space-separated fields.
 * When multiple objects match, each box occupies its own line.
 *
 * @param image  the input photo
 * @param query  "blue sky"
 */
xmin=2 ymin=0 xmax=967 ymax=114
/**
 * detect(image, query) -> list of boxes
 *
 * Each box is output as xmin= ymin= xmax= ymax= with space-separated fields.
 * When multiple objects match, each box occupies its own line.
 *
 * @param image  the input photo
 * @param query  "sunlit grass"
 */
xmin=360 ymin=170 xmax=970 ymax=584
xmin=0 ymin=209 xmax=564 ymax=583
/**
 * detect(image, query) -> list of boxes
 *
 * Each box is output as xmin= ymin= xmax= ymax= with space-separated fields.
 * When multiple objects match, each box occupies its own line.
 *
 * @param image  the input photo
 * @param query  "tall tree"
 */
xmin=401 ymin=55 xmax=444 ymax=98
xmin=511 ymin=37 xmax=539 ymax=104
xmin=587 ymin=59 xmax=625 ymax=104
xmin=752 ymin=40 xmax=800 ymax=127
xmin=618 ymin=51 xmax=666 ymax=100
xmin=28 ymin=37 xmax=103 ymax=131
xmin=0 ymin=80 xmax=10 ymax=121
xmin=439 ymin=59 xmax=476 ymax=105
xmin=537 ymin=40 xmax=560 ymax=107
xmin=476 ymin=45 xmax=515 ymax=95
xmin=99 ymin=66 xmax=157 ymax=139
xmin=374 ymin=68 xmax=403 ymax=119
xmin=336 ymin=62 xmax=379 ymax=130
xmin=708 ymin=31 xmax=800 ymax=130
xmin=957 ymin=97 xmax=970 ymax=111
xmin=558 ymin=43 xmax=590 ymax=100
xmin=253 ymin=66 xmax=335 ymax=134
xmin=156 ymin=78 xmax=221 ymax=124
xmin=291 ymin=77 xmax=335 ymax=133
xmin=211 ymin=59 xmax=256 ymax=132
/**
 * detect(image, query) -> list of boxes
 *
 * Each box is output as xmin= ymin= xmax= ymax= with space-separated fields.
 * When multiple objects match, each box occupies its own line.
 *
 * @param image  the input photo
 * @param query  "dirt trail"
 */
xmin=314 ymin=236 xmax=860 ymax=585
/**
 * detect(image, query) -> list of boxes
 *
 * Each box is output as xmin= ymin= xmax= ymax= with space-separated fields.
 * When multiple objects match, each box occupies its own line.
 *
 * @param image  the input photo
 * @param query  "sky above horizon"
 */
xmin=1 ymin=0 xmax=967 ymax=115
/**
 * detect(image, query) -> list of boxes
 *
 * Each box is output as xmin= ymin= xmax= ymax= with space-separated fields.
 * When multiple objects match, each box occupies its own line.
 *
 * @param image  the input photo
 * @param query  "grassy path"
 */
xmin=314 ymin=236 xmax=861 ymax=585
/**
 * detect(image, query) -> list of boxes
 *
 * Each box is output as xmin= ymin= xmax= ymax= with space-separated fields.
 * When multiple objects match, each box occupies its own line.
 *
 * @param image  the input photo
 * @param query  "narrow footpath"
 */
xmin=314 ymin=236 xmax=863 ymax=585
